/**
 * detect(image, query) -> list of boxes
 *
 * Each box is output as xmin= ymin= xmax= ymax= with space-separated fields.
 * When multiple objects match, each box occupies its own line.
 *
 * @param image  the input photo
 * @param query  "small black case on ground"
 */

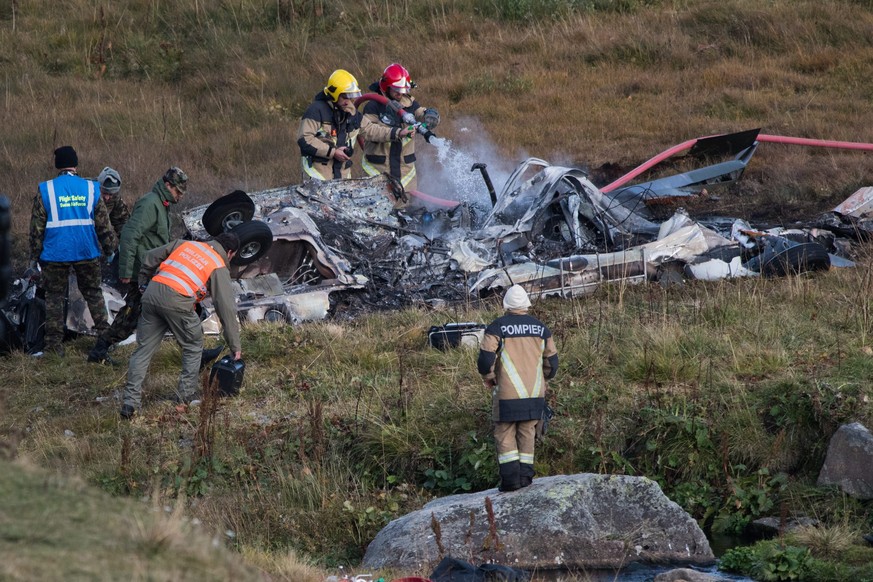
xmin=428 ymin=322 xmax=485 ymax=350
xmin=209 ymin=355 xmax=245 ymax=397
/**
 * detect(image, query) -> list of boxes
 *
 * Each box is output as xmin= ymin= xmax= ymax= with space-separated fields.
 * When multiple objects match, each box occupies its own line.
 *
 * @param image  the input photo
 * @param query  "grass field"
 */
xmin=4 ymin=1 xmax=873 ymax=580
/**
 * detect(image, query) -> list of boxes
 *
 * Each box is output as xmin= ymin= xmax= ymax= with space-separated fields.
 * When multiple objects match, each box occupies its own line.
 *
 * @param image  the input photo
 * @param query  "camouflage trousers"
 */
xmin=98 ymin=282 xmax=142 ymax=346
xmin=39 ymin=259 xmax=108 ymax=350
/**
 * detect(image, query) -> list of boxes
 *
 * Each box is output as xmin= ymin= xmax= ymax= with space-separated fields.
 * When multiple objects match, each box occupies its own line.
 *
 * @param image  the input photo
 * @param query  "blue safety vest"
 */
xmin=38 ymin=172 xmax=102 ymax=262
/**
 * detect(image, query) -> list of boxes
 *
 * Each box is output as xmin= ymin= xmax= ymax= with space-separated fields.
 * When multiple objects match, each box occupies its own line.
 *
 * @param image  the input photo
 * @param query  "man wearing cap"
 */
xmin=95 ymin=167 xmax=129 ymax=237
xmin=87 ymin=167 xmax=188 ymax=364
xmin=119 ymin=232 xmax=242 ymax=419
xmin=29 ymin=146 xmax=118 ymax=357
xmin=94 ymin=167 xmax=129 ymax=283
xmin=477 ymin=285 xmax=559 ymax=492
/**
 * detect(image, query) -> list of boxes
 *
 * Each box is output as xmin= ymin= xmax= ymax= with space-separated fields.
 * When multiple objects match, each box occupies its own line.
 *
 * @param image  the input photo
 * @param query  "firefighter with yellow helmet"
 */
xmin=296 ymin=69 xmax=363 ymax=180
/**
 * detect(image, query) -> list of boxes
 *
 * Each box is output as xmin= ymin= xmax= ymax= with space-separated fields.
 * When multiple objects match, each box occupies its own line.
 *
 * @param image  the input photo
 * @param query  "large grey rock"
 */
xmin=817 ymin=422 xmax=873 ymax=499
xmin=362 ymin=473 xmax=714 ymax=573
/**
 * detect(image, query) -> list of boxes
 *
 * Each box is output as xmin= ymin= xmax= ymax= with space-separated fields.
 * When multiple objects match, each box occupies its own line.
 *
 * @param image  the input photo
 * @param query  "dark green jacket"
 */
xmin=118 ymin=179 xmax=176 ymax=280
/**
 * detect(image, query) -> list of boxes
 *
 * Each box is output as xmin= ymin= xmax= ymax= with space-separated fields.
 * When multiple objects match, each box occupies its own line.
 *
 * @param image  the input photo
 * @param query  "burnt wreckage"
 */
xmin=2 ymin=128 xmax=871 ymax=350
xmin=183 ymin=128 xmax=869 ymax=325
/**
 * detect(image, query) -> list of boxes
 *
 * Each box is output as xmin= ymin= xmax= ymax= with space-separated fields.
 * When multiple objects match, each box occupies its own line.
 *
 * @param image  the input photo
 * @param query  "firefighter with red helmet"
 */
xmin=360 ymin=63 xmax=441 ymax=194
xmin=297 ymin=69 xmax=363 ymax=181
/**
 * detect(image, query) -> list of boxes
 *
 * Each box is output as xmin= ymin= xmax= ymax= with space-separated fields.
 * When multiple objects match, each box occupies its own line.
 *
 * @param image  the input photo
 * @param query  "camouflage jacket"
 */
xmin=105 ymin=195 xmax=131 ymax=238
xmin=29 ymin=172 xmax=118 ymax=262
xmin=117 ymin=179 xmax=176 ymax=280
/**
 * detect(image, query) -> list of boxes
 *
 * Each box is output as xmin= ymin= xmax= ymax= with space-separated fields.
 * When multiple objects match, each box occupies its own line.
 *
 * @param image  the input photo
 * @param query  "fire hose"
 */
xmin=354 ymin=93 xmax=461 ymax=208
xmin=601 ymin=131 xmax=873 ymax=193
xmin=354 ymin=93 xmax=437 ymax=143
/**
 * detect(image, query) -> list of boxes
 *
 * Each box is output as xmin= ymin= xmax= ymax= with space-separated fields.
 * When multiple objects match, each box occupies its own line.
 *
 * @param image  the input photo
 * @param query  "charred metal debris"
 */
xmin=3 ymin=128 xmax=871 ymax=344
xmin=176 ymin=129 xmax=871 ymax=325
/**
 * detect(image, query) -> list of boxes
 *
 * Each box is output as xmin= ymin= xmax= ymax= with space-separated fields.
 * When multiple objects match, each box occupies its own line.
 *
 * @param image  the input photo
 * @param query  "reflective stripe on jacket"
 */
xmin=359 ymin=86 xmax=425 ymax=191
xmin=152 ymin=241 xmax=225 ymax=302
xmin=478 ymin=310 xmax=559 ymax=422
xmin=38 ymin=173 xmax=102 ymax=262
xmin=296 ymin=92 xmax=361 ymax=180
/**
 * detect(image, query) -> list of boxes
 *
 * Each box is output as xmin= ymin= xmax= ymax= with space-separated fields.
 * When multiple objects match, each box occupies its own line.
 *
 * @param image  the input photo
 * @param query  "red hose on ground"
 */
xmin=757 ymin=134 xmax=873 ymax=151
xmin=601 ymin=132 xmax=873 ymax=193
xmin=408 ymin=189 xmax=460 ymax=208
xmin=600 ymin=138 xmax=699 ymax=193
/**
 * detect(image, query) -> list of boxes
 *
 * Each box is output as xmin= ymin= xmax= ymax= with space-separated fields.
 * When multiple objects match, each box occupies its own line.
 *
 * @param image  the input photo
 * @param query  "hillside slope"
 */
xmin=2 ymin=0 xmax=873 ymax=244
xmin=0 ymin=458 xmax=263 ymax=581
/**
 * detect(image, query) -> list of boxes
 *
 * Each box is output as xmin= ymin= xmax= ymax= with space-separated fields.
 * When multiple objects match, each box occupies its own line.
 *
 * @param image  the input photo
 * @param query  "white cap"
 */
xmin=97 ymin=166 xmax=122 ymax=194
xmin=503 ymin=285 xmax=531 ymax=310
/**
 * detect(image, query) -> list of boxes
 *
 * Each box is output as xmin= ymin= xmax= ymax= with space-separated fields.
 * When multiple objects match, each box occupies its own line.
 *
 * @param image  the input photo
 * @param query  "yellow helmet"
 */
xmin=324 ymin=69 xmax=362 ymax=102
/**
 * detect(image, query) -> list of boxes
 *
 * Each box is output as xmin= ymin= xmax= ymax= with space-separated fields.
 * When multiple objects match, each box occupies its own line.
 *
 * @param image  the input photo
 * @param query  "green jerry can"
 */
xmin=209 ymin=355 xmax=245 ymax=397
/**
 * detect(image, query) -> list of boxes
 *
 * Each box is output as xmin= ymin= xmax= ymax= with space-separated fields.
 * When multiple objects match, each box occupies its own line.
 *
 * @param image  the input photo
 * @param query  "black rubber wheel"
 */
xmin=229 ymin=220 xmax=273 ymax=266
xmin=202 ymin=190 xmax=255 ymax=236
xmin=761 ymin=242 xmax=831 ymax=277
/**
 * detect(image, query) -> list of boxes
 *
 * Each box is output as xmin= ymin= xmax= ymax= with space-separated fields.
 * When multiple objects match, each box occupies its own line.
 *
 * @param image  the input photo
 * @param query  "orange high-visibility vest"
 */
xmin=151 ymin=241 xmax=226 ymax=302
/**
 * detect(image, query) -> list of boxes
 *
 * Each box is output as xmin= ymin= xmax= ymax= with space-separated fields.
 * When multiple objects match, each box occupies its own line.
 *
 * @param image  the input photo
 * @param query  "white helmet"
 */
xmin=503 ymin=285 xmax=531 ymax=310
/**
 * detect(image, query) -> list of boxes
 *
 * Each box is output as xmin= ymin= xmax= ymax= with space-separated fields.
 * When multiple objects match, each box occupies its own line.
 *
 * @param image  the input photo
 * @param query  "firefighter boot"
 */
xmin=520 ymin=463 xmax=535 ymax=488
xmin=498 ymin=460 xmax=522 ymax=492
xmin=87 ymin=337 xmax=117 ymax=366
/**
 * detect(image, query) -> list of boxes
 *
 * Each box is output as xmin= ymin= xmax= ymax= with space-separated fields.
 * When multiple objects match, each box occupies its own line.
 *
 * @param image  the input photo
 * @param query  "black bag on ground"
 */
xmin=430 ymin=556 xmax=530 ymax=582
xmin=19 ymin=295 xmax=45 ymax=355
xmin=428 ymin=322 xmax=485 ymax=350
xmin=209 ymin=355 xmax=245 ymax=397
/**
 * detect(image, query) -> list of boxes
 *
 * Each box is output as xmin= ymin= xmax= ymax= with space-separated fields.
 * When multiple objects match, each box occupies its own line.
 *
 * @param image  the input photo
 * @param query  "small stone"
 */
xmin=63 ymin=429 xmax=75 ymax=438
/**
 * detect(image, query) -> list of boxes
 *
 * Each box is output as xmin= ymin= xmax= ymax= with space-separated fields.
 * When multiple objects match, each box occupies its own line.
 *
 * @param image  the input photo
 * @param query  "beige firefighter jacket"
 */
xmin=477 ymin=309 xmax=559 ymax=422
xmin=296 ymin=91 xmax=362 ymax=181
xmin=359 ymin=90 xmax=426 ymax=192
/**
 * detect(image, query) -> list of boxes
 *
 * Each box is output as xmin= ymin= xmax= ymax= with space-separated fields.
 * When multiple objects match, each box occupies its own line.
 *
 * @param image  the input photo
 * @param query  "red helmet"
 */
xmin=379 ymin=63 xmax=412 ymax=95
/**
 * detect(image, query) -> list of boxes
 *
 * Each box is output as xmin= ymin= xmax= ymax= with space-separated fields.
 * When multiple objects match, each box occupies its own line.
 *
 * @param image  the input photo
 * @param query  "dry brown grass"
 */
xmin=240 ymin=545 xmax=325 ymax=582
xmin=5 ymin=1 xmax=873 ymax=576
xmin=788 ymin=522 xmax=862 ymax=559
xmin=2 ymin=0 xmax=873 ymax=248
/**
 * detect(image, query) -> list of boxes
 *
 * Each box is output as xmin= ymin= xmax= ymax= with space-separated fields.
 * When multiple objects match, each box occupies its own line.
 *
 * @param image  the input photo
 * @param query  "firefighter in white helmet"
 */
xmin=478 ymin=285 xmax=559 ymax=492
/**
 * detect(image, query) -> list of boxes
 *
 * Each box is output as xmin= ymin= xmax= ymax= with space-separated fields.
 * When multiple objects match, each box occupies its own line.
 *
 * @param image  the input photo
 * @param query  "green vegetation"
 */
xmin=4 ymin=0 xmax=873 ymax=579
xmin=4 ymin=271 xmax=873 ymax=579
